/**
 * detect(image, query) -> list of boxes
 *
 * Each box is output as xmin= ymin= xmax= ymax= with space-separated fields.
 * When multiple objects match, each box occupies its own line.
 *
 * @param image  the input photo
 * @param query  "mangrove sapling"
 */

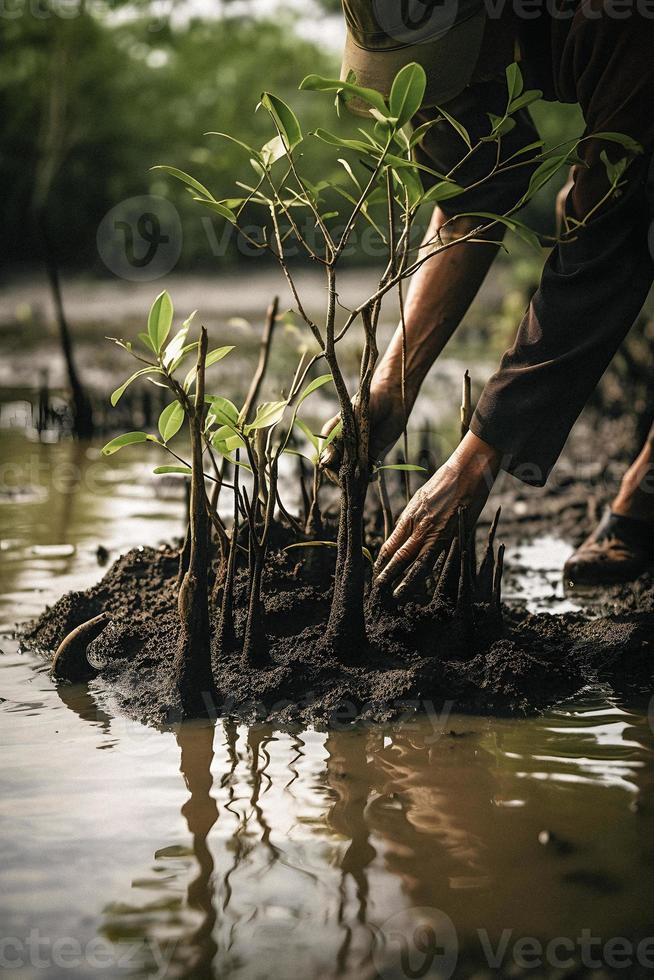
xmin=150 ymin=59 xmax=637 ymax=662
xmin=175 ymin=327 xmax=214 ymax=710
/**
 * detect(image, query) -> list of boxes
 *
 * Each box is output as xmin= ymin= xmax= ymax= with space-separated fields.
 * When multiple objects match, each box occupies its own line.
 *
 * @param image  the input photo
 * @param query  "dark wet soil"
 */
xmin=22 ymin=524 xmax=654 ymax=727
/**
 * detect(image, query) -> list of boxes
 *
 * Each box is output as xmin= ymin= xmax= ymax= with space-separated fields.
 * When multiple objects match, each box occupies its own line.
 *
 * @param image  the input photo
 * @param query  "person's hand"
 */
xmin=373 ymin=432 xmax=502 ymax=600
xmin=320 ymin=385 xmax=409 ymax=483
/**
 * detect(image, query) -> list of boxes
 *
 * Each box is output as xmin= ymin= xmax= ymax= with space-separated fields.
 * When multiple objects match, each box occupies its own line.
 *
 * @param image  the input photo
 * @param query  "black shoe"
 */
xmin=563 ymin=508 xmax=654 ymax=586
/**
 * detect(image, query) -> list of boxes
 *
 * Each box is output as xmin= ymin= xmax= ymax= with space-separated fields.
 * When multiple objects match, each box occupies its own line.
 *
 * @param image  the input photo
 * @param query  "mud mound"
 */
xmin=22 ymin=542 xmax=654 ymax=728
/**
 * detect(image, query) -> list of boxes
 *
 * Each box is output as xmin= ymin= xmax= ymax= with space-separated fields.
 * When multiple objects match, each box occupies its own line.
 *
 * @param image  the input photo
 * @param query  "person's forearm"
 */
xmin=372 ymin=206 xmax=504 ymax=407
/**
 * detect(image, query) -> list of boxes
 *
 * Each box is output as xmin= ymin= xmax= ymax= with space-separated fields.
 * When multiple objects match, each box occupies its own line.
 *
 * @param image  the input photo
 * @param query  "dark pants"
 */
xmin=417 ymin=2 xmax=654 ymax=486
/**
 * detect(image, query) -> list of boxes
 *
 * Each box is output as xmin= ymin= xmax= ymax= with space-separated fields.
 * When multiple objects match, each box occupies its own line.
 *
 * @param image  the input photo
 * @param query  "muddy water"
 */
xmin=2 ymin=433 xmax=654 ymax=979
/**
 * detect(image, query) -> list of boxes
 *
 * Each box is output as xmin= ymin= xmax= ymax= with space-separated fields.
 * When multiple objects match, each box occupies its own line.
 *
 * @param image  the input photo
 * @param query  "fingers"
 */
xmin=392 ymin=543 xmax=436 ymax=602
xmin=373 ymin=510 xmax=427 ymax=593
xmin=373 ymin=510 xmax=414 ymax=579
xmin=319 ymin=414 xmax=342 ymax=485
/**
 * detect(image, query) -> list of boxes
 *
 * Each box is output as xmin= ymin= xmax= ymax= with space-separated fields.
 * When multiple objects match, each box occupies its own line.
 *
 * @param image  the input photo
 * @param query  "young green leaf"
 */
xmin=409 ymin=117 xmax=442 ymax=149
xmin=148 ymin=291 xmax=174 ymax=354
xmin=260 ymin=92 xmax=302 ymax=150
xmin=208 ymin=396 xmax=240 ymax=426
xmin=284 ymin=540 xmax=337 ymax=552
xmin=389 ymin=63 xmax=427 ymax=128
xmin=205 ymin=345 xmax=236 ymax=368
xmin=508 ymin=89 xmax=542 ymax=114
xmin=153 ymin=465 xmax=192 ymax=476
xmin=321 ymin=419 xmax=342 ymax=453
xmin=505 ymin=62 xmax=523 ymax=103
xmin=436 ymin=106 xmax=471 ymax=149
xmin=524 ymin=154 xmax=569 ymax=200
xmin=374 ymin=463 xmax=427 ymax=473
xmin=592 ymin=132 xmax=643 ymax=155
xmin=245 ymin=400 xmax=287 ymax=431
xmin=300 ymin=74 xmax=388 ymax=115
xmin=294 ymin=416 xmax=320 ymax=452
xmin=110 ymin=367 xmax=161 ymax=407
xmin=421 ymin=180 xmax=465 ymax=205
xmin=312 ymin=129 xmax=376 ymax=154
xmin=158 ymin=401 xmax=185 ymax=443
xmin=297 ymin=373 xmax=333 ymax=406
xmin=102 ymin=431 xmax=150 ymax=456
xmin=151 ymin=165 xmax=215 ymax=202
xmin=162 ymin=321 xmax=192 ymax=369
xmin=138 ymin=331 xmax=156 ymax=353
xmin=192 ymin=198 xmax=237 ymax=223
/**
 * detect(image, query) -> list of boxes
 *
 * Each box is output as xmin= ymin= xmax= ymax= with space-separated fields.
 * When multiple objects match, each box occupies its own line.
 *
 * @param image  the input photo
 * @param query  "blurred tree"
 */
xmin=0 ymin=4 xmax=346 ymax=271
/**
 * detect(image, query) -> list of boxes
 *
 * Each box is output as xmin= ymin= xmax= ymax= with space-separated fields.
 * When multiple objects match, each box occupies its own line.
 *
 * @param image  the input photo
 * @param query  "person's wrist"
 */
xmin=456 ymin=430 xmax=502 ymax=476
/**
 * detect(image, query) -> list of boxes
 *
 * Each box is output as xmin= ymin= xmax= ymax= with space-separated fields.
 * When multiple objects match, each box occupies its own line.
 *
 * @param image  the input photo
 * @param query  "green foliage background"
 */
xmin=0 ymin=0 xmax=581 ymax=274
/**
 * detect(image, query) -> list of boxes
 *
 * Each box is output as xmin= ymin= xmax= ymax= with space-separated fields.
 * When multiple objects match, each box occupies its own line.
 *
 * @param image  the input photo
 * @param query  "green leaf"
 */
xmin=503 ymin=139 xmax=545 ymax=164
xmin=297 ymin=373 xmax=333 ymax=406
xmin=337 ymin=157 xmax=362 ymax=191
xmin=261 ymin=134 xmax=287 ymax=166
xmin=524 ymin=154 xmax=569 ymax=200
xmin=294 ymin=417 xmax=320 ymax=452
xmin=321 ymin=419 xmax=342 ymax=453
xmin=592 ymin=132 xmax=643 ymax=155
xmin=111 ymin=368 xmax=161 ymax=407
xmin=151 ymin=165 xmax=215 ymax=202
xmin=409 ymin=118 xmax=441 ymax=149
xmin=299 ymin=74 xmax=388 ymax=115
xmin=162 ymin=321 xmax=193 ymax=369
xmin=505 ymin=62 xmax=523 ymax=103
xmin=192 ymin=198 xmax=237 ymax=223
xmin=102 ymin=431 xmax=149 ymax=456
xmin=260 ymin=92 xmax=302 ymax=150
xmin=436 ymin=106 xmax=471 ymax=149
xmin=284 ymin=540 xmax=336 ymax=552
xmin=375 ymin=463 xmax=427 ymax=473
xmin=393 ymin=165 xmax=424 ymax=210
xmin=421 ymin=180 xmax=465 ymax=205
xmin=457 ymin=212 xmax=542 ymax=251
xmin=600 ymin=150 xmax=629 ymax=186
xmin=169 ymin=341 xmax=199 ymax=374
xmin=312 ymin=129 xmax=376 ymax=154
xmin=205 ymin=345 xmax=235 ymax=368
xmin=158 ymin=401 xmax=185 ymax=443
xmin=138 ymin=332 xmax=156 ymax=353
xmin=487 ymin=114 xmax=516 ymax=138
xmin=205 ymin=132 xmax=262 ymax=161
xmin=211 ymin=424 xmax=244 ymax=452
xmin=508 ymin=89 xmax=543 ymax=114
xmin=389 ymin=63 xmax=426 ymax=128
xmin=208 ymin=396 xmax=240 ymax=426
xmin=153 ymin=465 xmax=192 ymax=476
xmin=245 ymin=400 xmax=287 ymax=432
xmin=148 ymin=291 xmax=174 ymax=354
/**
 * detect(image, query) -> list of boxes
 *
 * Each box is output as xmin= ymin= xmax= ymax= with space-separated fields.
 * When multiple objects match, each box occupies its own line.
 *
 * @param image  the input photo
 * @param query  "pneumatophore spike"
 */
xmin=476 ymin=506 xmax=502 ymax=602
xmin=428 ymin=549 xmax=446 ymax=597
xmin=493 ymin=542 xmax=505 ymax=617
xmin=435 ymin=536 xmax=460 ymax=602
xmin=456 ymin=542 xmax=475 ymax=636
xmin=460 ymin=370 xmax=472 ymax=442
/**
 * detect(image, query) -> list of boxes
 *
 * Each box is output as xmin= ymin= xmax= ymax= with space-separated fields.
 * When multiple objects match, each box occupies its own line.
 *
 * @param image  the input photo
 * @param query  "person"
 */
xmin=326 ymin=0 xmax=654 ymax=595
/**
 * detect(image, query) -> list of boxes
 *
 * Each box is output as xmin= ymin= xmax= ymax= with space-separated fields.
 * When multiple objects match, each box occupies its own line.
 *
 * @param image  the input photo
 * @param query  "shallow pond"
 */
xmin=2 ymin=432 xmax=654 ymax=979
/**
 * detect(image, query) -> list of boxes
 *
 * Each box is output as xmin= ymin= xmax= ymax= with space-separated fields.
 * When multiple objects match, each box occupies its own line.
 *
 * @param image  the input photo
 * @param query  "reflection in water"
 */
xmin=86 ymin=702 xmax=654 ymax=979
xmin=177 ymin=723 xmax=219 ymax=979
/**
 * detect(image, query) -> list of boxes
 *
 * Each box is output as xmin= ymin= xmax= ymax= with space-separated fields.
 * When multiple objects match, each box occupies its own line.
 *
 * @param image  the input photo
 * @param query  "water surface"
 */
xmin=2 ymin=432 xmax=654 ymax=979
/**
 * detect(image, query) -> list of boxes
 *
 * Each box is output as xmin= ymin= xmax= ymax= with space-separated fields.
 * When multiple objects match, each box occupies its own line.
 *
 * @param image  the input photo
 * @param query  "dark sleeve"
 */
xmin=413 ymin=76 xmax=541 ymax=217
xmin=470 ymin=13 xmax=654 ymax=486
